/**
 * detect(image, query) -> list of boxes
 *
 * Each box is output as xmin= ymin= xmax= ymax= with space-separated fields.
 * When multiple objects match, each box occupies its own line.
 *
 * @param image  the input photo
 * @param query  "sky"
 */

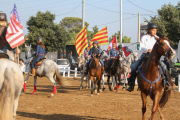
xmin=1 ymin=0 xmax=180 ymax=43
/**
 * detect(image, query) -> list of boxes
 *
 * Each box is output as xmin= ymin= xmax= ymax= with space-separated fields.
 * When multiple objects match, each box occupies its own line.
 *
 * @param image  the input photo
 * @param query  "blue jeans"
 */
xmin=31 ymin=55 xmax=45 ymax=68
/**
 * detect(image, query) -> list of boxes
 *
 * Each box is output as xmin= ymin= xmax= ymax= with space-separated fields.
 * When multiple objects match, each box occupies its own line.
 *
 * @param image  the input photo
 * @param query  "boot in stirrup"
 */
xmin=30 ymin=68 xmax=36 ymax=76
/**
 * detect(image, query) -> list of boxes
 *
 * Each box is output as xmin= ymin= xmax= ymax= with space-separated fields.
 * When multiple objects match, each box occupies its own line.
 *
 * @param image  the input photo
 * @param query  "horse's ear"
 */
xmin=25 ymin=44 xmax=27 ymax=47
xmin=163 ymin=36 xmax=166 ymax=39
xmin=155 ymin=36 xmax=160 ymax=41
xmin=30 ymin=44 xmax=32 ymax=48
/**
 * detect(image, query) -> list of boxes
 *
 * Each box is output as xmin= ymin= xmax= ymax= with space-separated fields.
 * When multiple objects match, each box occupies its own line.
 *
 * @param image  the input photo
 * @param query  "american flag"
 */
xmin=6 ymin=4 xmax=25 ymax=49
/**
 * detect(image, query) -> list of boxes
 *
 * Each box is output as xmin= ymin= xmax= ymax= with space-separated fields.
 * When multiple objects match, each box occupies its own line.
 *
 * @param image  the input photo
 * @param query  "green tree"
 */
xmin=26 ymin=11 xmax=70 ymax=52
xmin=109 ymin=31 xmax=131 ymax=43
xmin=145 ymin=2 xmax=180 ymax=49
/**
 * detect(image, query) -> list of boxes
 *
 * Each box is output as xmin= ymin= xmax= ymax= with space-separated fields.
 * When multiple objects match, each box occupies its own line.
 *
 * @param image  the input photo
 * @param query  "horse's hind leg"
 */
xmin=150 ymin=92 xmax=161 ymax=120
xmin=141 ymin=92 xmax=147 ymax=120
xmin=102 ymin=74 xmax=105 ymax=91
xmin=90 ymin=77 xmax=94 ymax=96
xmin=107 ymin=75 xmax=112 ymax=91
xmin=157 ymin=104 xmax=164 ymax=120
xmin=97 ymin=80 xmax=100 ymax=95
xmin=79 ymin=74 xmax=84 ymax=90
xmin=46 ymin=74 xmax=57 ymax=96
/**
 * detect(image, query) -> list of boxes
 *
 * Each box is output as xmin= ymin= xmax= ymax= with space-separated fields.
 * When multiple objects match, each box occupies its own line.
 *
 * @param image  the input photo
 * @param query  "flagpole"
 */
xmin=120 ymin=0 xmax=122 ymax=45
xmin=82 ymin=0 xmax=85 ymax=28
xmin=17 ymin=46 xmax=19 ymax=64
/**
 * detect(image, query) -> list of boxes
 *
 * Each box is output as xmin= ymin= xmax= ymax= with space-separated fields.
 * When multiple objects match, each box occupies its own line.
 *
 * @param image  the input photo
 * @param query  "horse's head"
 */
xmin=93 ymin=54 xmax=100 ymax=70
xmin=132 ymin=52 xmax=138 ymax=62
xmin=25 ymin=44 xmax=33 ymax=59
xmin=78 ymin=57 xmax=85 ymax=69
xmin=118 ymin=55 xmax=124 ymax=67
xmin=155 ymin=36 xmax=176 ymax=60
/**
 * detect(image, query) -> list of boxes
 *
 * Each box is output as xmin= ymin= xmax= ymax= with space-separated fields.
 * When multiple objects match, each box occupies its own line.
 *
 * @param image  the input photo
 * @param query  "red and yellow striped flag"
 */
xmin=75 ymin=26 xmax=88 ymax=57
xmin=89 ymin=26 xmax=109 ymax=48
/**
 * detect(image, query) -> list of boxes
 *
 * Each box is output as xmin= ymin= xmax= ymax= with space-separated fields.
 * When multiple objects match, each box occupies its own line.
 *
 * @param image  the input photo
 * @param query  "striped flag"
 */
xmin=75 ymin=26 xmax=88 ymax=57
xmin=89 ymin=26 xmax=109 ymax=48
xmin=6 ymin=4 xmax=25 ymax=49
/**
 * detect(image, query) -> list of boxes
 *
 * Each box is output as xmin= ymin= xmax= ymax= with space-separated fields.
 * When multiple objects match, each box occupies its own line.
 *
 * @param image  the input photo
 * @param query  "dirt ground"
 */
xmin=16 ymin=76 xmax=180 ymax=120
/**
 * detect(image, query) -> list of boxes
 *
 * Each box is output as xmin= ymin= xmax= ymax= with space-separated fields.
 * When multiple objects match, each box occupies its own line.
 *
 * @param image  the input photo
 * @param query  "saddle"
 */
xmin=0 ymin=52 xmax=9 ymax=60
xmin=34 ymin=58 xmax=46 ymax=69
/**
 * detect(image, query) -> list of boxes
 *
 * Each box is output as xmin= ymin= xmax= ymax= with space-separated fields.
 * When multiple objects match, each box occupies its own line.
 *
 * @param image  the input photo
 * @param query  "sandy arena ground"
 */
xmin=16 ymin=76 xmax=180 ymax=120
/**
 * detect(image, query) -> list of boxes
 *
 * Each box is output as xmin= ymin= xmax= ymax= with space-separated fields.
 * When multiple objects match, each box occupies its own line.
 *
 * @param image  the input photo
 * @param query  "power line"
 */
xmin=56 ymin=3 xmax=81 ymax=16
xmin=127 ymin=0 xmax=157 ymax=13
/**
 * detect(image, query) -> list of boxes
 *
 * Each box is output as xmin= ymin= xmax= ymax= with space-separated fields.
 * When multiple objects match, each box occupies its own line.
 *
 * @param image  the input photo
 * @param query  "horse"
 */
xmin=121 ymin=52 xmax=138 ymax=90
xmin=89 ymin=54 xmax=103 ymax=96
xmin=23 ymin=44 xmax=64 ymax=96
xmin=137 ymin=36 xmax=175 ymax=120
xmin=0 ymin=59 xmax=24 ymax=120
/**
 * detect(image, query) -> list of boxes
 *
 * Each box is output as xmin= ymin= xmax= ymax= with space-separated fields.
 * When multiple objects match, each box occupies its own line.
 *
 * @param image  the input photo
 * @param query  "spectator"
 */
xmin=19 ymin=58 xmax=25 ymax=74
xmin=68 ymin=51 xmax=78 ymax=69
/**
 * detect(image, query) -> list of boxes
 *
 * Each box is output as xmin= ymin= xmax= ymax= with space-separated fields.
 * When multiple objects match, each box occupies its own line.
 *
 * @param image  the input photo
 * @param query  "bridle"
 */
xmin=156 ymin=41 xmax=170 ymax=56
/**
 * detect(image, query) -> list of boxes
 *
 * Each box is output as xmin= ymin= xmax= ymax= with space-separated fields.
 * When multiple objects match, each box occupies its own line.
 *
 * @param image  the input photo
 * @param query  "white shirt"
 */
xmin=140 ymin=34 xmax=158 ymax=53
xmin=20 ymin=63 xmax=25 ymax=73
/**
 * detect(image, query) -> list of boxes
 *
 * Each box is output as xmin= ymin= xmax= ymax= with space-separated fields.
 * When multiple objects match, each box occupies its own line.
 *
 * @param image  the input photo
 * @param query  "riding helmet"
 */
xmin=93 ymin=41 xmax=99 ymax=44
xmin=0 ymin=12 xmax=7 ymax=21
xmin=118 ymin=45 xmax=122 ymax=49
xmin=37 ymin=37 xmax=42 ymax=42
xmin=147 ymin=23 xmax=158 ymax=30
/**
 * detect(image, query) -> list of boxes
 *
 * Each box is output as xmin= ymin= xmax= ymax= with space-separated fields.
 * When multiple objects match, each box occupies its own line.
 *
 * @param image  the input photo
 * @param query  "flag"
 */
xmin=89 ymin=26 xmax=108 ymax=49
xmin=107 ymin=35 xmax=118 ymax=53
xmin=75 ymin=26 xmax=88 ymax=57
xmin=6 ymin=4 xmax=25 ymax=49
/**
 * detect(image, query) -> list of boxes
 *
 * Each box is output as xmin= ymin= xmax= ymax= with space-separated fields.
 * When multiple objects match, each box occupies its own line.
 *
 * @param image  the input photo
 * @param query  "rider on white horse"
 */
xmin=30 ymin=37 xmax=45 ymax=76
xmin=0 ymin=12 xmax=20 ymax=59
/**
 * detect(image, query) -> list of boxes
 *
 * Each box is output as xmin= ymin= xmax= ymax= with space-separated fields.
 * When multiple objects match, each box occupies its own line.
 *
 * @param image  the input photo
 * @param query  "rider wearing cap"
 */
xmin=30 ymin=37 xmax=45 ymax=76
xmin=85 ymin=40 xmax=104 ymax=74
xmin=0 ymin=12 xmax=20 ymax=59
xmin=106 ymin=43 xmax=119 ymax=73
xmin=127 ymin=23 xmax=171 ymax=92
xmin=117 ymin=44 xmax=125 ymax=58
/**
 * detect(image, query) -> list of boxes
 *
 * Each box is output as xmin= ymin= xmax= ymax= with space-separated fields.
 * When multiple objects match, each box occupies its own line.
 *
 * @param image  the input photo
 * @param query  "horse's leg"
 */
xmin=90 ymin=76 xmax=94 ymax=96
xmin=115 ymin=75 xmax=119 ymax=92
xmin=97 ymin=79 xmax=100 ymax=95
xmin=86 ymin=74 xmax=89 ymax=89
xmin=80 ymin=73 xmax=84 ymax=90
xmin=94 ymin=77 xmax=97 ymax=94
xmin=150 ymin=92 xmax=161 ymax=120
xmin=23 ymin=64 xmax=30 ymax=92
xmin=47 ymin=74 xmax=57 ymax=96
xmin=32 ymin=76 xmax=37 ymax=95
xmin=102 ymin=74 xmax=105 ymax=91
xmin=107 ymin=75 xmax=112 ymax=91
xmin=157 ymin=104 xmax=164 ymax=120
xmin=141 ymin=92 xmax=147 ymax=120
xmin=126 ymin=72 xmax=130 ymax=88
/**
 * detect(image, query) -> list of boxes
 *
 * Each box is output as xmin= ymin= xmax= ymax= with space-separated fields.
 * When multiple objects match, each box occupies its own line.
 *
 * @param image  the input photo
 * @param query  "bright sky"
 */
xmin=2 ymin=0 xmax=179 ymax=43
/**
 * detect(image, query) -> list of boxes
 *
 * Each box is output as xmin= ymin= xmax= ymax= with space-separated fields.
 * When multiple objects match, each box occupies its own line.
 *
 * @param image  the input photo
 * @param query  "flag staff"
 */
xmin=120 ymin=0 xmax=122 ymax=45
xmin=82 ymin=0 xmax=85 ymax=28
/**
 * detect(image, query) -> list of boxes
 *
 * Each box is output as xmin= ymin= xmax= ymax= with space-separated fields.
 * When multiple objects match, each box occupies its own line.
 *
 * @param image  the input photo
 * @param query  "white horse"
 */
xmin=121 ymin=53 xmax=138 ymax=90
xmin=0 ymin=59 xmax=24 ymax=120
xmin=23 ymin=45 xmax=64 ymax=96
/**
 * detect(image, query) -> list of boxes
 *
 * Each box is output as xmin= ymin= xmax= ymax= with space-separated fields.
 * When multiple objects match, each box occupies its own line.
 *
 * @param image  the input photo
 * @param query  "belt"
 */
xmin=38 ymin=53 xmax=44 ymax=55
xmin=110 ymin=57 xmax=116 ymax=58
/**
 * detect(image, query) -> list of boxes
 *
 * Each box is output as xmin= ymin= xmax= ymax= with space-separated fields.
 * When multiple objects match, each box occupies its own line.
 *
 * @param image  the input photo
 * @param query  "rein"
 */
xmin=138 ymin=66 xmax=162 ymax=97
xmin=156 ymin=42 xmax=170 ymax=56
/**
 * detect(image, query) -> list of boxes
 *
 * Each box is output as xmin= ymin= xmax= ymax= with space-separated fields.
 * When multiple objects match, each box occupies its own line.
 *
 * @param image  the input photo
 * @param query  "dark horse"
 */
xmin=89 ymin=54 xmax=103 ymax=96
xmin=105 ymin=55 xmax=124 ymax=92
xmin=137 ymin=36 xmax=175 ymax=120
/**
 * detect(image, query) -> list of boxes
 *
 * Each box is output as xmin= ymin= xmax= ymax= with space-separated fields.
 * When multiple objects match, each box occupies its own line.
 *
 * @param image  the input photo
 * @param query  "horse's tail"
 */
xmin=159 ymin=71 xmax=172 ymax=108
xmin=55 ymin=67 xmax=64 ymax=86
xmin=0 ymin=68 xmax=15 ymax=120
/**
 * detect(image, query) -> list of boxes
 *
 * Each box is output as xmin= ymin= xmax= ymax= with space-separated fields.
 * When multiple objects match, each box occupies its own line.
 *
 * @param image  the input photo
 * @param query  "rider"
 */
xmin=106 ymin=43 xmax=118 ymax=73
xmin=30 ymin=37 xmax=45 ymax=76
xmin=85 ymin=40 xmax=104 ymax=74
xmin=126 ymin=23 xmax=171 ymax=92
xmin=118 ymin=45 xmax=125 ymax=58
xmin=0 ymin=12 xmax=20 ymax=59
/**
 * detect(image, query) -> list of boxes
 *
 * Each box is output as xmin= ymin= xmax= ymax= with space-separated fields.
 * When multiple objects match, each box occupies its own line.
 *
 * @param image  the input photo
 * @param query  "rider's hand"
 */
xmin=98 ymin=54 xmax=100 ymax=56
xmin=15 ymin=48 xmax=21 ymax=54
xmin=148 ymin=49 xmax=152 ymax=53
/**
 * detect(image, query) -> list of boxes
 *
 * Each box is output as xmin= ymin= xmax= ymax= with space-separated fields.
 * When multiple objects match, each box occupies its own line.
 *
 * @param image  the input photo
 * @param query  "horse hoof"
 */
xmin=102 ymin=88 xmax=105 ymax=91
xmin=32 ymin=92 xmax=36 ymax=95
xmin=94 ymin=90 xmax=97 ymax=94
xmin=122 ymin=87 xmax=126 ymax=90
xmin=79 ymin=86 xmax=83 ymax=90
xmin=86 ymin=86 xmax=88 ymax=89
xmin=90 ymin=94 xmax=93 ymax=97
xmin=99 ymin=89 xmax=102 ymax=93
xmin=50 ymin=94 xmax=54 ymax=97
xmin=97 ymin=93 xmax=99 ymax=95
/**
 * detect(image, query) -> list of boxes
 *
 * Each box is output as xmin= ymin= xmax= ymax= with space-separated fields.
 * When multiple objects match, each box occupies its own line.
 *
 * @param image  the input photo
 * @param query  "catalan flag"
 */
xmin=75 ymin=26 xmax=88 ymax=57
xmin=90 ymin=26 xmax=109 ymax=48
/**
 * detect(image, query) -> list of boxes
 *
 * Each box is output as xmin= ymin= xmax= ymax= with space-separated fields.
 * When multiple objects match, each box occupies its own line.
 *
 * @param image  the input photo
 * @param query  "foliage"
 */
xmin=109 ymin=31 xmax=131 ymax=43
xmin=145 ymin=2 xmax=180 ymax=49
xmin=25 ymin=11 xmax=71 ymax=52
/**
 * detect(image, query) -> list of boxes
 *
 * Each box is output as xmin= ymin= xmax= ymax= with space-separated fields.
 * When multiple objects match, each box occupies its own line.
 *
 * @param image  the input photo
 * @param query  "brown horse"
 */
xmin=89 ymin=54 xmax=103 ymax=96
xmin=137 ymin=36 xmax=175 ymax=120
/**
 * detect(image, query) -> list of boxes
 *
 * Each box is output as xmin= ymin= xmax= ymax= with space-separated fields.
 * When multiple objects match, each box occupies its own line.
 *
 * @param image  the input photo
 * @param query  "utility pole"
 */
xmin=120 ymin=0 xmax=122 ymax=45
xmin=138 ymin=12 xmax=140 ymax=42
xmin=82 ymin=0 xmax=85 ymax=28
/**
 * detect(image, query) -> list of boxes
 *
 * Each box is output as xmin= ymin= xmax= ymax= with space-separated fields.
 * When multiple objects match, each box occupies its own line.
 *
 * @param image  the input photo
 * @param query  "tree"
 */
xmin=26 ymin=11 xmax=71 ymax=52
xmin=145 ymin=2 xmax=180 ymax=49
xmin=109 ymin=31 xmax=131 ymax=43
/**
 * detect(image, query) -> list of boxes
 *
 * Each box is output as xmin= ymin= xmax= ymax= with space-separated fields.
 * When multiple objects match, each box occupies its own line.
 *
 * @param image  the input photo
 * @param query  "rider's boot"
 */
xmin=101 ymin=66 xmax=105 ymax=74
xmin=164 ymin=74 xmax=171 ymax=91
xmin=126 ymin=72 xmax=136 ymax=92
xmin=30 ymin=68 xmax=36 ymax=76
